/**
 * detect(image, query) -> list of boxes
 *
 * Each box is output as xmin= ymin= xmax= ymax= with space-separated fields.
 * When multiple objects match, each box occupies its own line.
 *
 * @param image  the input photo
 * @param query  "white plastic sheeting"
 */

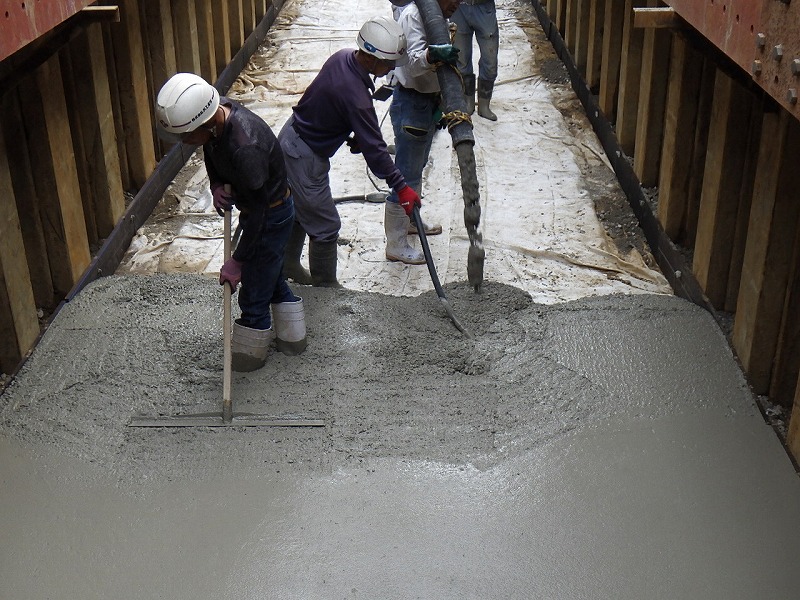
xmin=118 ymin=0 xmax=671 ymax=304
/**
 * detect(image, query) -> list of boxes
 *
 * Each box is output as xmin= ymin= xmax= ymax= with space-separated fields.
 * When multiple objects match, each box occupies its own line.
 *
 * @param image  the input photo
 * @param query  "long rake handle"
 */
xmin=223 ymin=207 xmax=233 ymax=423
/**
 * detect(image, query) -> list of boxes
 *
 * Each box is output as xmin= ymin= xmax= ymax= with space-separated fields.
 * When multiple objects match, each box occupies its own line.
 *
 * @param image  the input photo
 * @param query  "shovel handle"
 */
xmin=222 ymin=191 xmax=233 ymax=423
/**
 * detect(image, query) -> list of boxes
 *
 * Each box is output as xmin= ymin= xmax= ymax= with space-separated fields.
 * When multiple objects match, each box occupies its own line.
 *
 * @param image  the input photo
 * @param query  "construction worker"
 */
xmin=451 ymin=0 xmax=499 ymax=121
xmin=389 ymin=0 xmax=412 ymax=20
xmin=278 ymin=16 xmax=425 ymax=284
xmin=155 ymin=73 xmax=306 ymax=372
xmin=388 ymin=0 xmax=461 ymax=264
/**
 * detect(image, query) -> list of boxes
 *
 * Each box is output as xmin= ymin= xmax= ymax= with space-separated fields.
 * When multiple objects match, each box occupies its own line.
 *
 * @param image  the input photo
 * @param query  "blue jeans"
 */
xmin=387 ymin=85 xmax=439 ymax=203
xmin=237 ymin=196 xmax=297 ymax=330
xmin=451 ymin=2 xmax=499 ymax=82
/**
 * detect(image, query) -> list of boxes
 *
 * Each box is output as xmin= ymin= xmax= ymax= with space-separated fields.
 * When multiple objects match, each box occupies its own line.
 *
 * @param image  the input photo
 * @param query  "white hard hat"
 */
xmin=155 ymin=73 xmax=220 ymax=141
xmin=357 ymin=16 xmax=408 ymax=66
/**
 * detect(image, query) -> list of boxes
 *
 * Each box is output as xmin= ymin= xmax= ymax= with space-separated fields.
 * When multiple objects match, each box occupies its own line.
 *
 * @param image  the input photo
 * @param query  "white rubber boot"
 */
xmin=408 ymin=217 xmax=443 ymax=236
xmin=384 ymin=202 xmax=425 ymax=265
xmin=272 ymin=298 xmax=308 ymax=355
xmin=231 ymin=320 xmax=275 ymax=372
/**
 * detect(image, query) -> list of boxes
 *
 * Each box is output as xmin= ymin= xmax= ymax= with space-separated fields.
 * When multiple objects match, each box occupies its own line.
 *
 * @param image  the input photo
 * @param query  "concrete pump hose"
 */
xmin=414 ymin=0 xmax=485 ymax=291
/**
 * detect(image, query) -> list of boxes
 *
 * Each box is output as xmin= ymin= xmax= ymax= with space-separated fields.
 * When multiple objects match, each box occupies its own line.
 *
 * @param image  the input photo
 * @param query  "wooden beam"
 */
xmin=212 ymin=0 xmax=232 ymax=73
xmin=724 ymin=96 xmax=763 ymax=313
xmin=633 ymin=7 xmax=681 ymax=29
xmin=109 ymin=0 xmax=156 ymax=189
xmin=18 ymin=56 xmax=91 ymax=295
xmin=69 ymin=25 xmax=126 ymax=238
xmin=0 ymin=123 xmax=39 ymax=374
xmin=143 ymin=0 xmax=176 ymax=93
xmin=616 ymin=0 xmax=647 ymax=155
xmin=789 ymin=381 xmax=800 ymax=464
xmin=684 ymin=57 xmax=716 ymax=248
xmin=229 ymin=0 xmax=245 ymax=57
xmin=0 ymin=91 xmax=55 ymax=308
xmin=564 ymin=0 xmax=578 ymax=55
xmin=733 ymin=111 xmax=800 ymax=394
xmin=770 ymin=225 xmax=800 ymax=408
xmin=599 ymin=0 xmax=626 ymax=120
xmin=633 ymin=0 xmax=671 ymax=186
xmin=572 ymin=0 xmax=591 ymax=77
xmin=242 ymin=0 xmax=256 ymax=37
xmin=196 ymin=0 xmax=218 ymax=83
xmin=657 ymin=34 xmax=703 ymax=241
xmin=171 ymin=0 xmax=201 ymax=74
xmin=585 ymin=0 xmax=606 ymax=92
xmin=693 ymin=70 xmax=752 ymax=308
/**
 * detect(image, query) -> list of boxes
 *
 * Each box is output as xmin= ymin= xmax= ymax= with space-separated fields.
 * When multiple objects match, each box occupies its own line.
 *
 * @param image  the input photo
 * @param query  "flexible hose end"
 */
xmin=467 ymin=245 xmax=485 ymax=291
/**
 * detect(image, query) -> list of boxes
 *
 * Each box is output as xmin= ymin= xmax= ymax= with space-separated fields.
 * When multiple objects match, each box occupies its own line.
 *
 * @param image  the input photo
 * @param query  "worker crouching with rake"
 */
xmin=155 ymin=73 xmax=307 ymax=372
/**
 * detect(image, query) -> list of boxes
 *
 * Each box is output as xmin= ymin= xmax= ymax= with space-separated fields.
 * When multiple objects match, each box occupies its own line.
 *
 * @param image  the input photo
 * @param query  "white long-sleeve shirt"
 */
xmin=394 ymin=4 xmax=441 ymax=94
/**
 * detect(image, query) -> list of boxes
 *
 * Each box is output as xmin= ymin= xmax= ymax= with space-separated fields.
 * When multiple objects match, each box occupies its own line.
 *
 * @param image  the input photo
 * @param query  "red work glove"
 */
xmin=219 ymin=258 xmax=243 ymax=292
xmin=211 ymin=183 xmax=234 ymax=217
xmin=396 ymin=185 xmax=421 ymax=217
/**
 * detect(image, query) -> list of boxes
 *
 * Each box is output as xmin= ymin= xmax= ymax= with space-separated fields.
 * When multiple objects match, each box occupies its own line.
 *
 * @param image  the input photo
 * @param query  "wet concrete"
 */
xmin=1 ymin=276 xmax=799 ymax=598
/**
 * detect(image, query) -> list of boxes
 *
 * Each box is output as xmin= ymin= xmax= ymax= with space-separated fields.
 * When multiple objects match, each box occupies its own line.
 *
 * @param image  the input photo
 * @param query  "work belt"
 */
xmin=269 ymin=187 xmax=291 ymax=209
xmin=397 ymin=83 xmax=440 ymax=100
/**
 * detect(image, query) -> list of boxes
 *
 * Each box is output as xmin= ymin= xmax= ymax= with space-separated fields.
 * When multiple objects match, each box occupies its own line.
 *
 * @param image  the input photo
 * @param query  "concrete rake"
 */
xmin=129 ymin=208 xmax=324 ymax=428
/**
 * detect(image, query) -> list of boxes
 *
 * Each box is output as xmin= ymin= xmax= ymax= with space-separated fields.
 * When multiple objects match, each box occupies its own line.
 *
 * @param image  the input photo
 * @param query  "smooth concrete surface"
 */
xmin=1 ymin=278 xmax=799 ymax=599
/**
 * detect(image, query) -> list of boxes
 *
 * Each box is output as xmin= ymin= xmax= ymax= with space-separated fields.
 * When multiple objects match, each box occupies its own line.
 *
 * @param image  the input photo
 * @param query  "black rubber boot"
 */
xmin=308 ymin=239 xmax=342 ymax=288
xmin=283 ymin=221 xmax=313 ymax=285
xmin=477 ymin=78 xmax=497 ymax=121
xmin=463 ymin=74 xmax=476 ymax=116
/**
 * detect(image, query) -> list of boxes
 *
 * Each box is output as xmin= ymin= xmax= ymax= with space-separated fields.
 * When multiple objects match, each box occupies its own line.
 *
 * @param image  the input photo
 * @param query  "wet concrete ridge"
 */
xmin=1 ymin=0 xmax=800 ymax=598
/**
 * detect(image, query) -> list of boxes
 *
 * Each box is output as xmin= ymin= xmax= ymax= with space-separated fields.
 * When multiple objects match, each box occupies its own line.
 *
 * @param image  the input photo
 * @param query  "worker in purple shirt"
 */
xmin=278 ymin=16 xmax=426 ymax=287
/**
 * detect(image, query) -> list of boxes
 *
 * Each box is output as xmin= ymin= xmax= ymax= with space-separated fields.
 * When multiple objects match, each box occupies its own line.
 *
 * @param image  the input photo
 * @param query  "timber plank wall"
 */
xmin=536 ymin=0 xmax=800 ymax=463
xmin=0 ymin=0 xmax=281 ymax=376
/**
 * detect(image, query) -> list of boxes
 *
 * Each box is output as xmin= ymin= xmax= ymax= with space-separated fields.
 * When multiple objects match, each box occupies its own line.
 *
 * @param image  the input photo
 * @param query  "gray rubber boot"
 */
xmin=308 ymin=239 xmax=342 ymax=287
xmin=384 ymin=202 xmax=425 ymax=265
xmin=463 ymin=74 xmax=476 ymax=116
xmin=283 ymin=221 xmax=313 ymax=285
xmin=231 ymin=320 xmax=275 ymax=372
xmin=477 ymin=78 xmax=497 ymax=121
xmin=272 ymin=298 xmax=308 ymax=355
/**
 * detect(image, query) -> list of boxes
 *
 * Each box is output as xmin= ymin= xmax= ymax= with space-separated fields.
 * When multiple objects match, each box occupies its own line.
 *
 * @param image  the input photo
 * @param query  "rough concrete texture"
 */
xmin=2 ymin=275 xmax=799 ymax=598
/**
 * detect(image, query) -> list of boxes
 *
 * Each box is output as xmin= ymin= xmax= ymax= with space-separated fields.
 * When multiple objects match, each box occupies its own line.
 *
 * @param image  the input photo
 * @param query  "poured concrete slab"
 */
xmin=1 ymin=278 xmax=799 ymax=599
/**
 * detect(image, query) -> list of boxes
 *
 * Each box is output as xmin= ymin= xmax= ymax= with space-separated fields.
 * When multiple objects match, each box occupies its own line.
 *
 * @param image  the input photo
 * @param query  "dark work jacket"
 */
xmin=204 ymin=98 xmax=288 ymax=262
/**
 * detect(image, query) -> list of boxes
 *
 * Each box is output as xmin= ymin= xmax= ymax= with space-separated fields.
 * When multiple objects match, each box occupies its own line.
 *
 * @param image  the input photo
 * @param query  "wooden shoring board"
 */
xmin=724 ymin=95 xmax=764 ymax=313
xmin=633 ymin=0 xmax=671 ymax=187
xmin=212 ymin=0 xmax=232 ymax=73
xmin=68 ymin=24 xmax=126 ymax=238
xmin=242 ymin=0 xmax=256 ymax=38
xmin=0 ymin=92 xmax=55 ymax=309
xmin=733 ymin=111 xmax=800 ymax=394
xmin=657 ymin=34 xmax=702 ymax=241
xmin=196 ymin=0 xmax=219 ymax=83
xmin=18 ymin=56 xmax=91 ymax=295
xmin=585 ymin=0 xmax=606 ymax=91
xmin=0 ymin=127 xmax=39 ymax=374
xmin=59 ymin=46 xmax=99 ymax=247
xmin=564 ymin=0 xmax=577 ymax=54
xmin=255 ymin=0 xmax=267 ymax=22
xmin=102 ymin=22 xmax=132 ymax=192
xmin=684 ymin=57 xmax=715 ymax=248
xmin=229 ymin=0 xmax=245 ymax=57
xmin=172 ymin=0 xmax=202 ymax=74
xmin=693 ymin=70 xmax=752 ymax=309
xmin=599 ymin=0 xmax=625 ymax=120
xmin=109 ymin=0 xmax=156 ymax=189
xmin=572 ymin=0 xmax=591 ymax=77
xmin=770 ymin=223 xmax=800 ymax=408
xmin=789 ymin=382 xmax=800 ymax=465
xmin=143 ymin=0 xmax=178 ymax=111
xmin=616 ymin=0 xmax=647 ymax=155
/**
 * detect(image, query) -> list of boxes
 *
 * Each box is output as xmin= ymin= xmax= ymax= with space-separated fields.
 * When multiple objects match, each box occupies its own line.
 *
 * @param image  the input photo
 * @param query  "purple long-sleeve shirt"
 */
xmin=291 ymin=49 xmax=405 ymax=191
